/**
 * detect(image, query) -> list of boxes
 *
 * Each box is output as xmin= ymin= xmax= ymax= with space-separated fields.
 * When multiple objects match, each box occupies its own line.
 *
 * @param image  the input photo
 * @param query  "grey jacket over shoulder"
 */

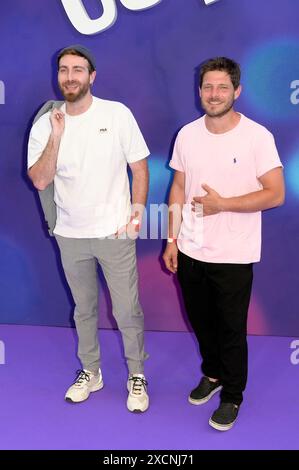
xmin=32 ymin=100 xmax=64 ymax=236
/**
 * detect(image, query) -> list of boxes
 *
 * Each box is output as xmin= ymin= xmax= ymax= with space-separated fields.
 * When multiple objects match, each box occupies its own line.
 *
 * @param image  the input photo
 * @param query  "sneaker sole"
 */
xmin=65 ymin=380 xmax=104 ymax=403
xmin=128 ymin=407 xmax=148 ymax=413
xmin=188 ymin=385 xmax=222 ymax=405
xmin=208 ymin=417 xmax=235 ymax=431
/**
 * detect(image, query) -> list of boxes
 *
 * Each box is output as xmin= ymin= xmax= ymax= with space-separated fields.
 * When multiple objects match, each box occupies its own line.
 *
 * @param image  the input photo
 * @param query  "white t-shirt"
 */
xmin=28 ymin=97 xmax=150 ymax=238
xmin=170 ymin=114 xmax=282 ymax=264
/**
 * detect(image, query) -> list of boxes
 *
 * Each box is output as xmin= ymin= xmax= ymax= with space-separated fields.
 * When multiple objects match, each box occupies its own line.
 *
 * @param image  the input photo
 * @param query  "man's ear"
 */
xmin=90 ymin=70 xmax=96 ymax=85
xmin=234 ymin=84 xmax=242 ymax=100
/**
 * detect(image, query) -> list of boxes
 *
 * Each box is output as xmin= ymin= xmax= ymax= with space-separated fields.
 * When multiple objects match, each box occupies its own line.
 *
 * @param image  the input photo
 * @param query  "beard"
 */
xmin=202 ymin=95 xmax=235 ymax=118
xmin=59 ymin=80 xmax=90 ymax=103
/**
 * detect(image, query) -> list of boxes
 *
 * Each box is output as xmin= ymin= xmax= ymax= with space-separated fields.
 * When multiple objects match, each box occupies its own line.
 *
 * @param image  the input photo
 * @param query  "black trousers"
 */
xmin=177 ymin=250 xmax=253 ymax=405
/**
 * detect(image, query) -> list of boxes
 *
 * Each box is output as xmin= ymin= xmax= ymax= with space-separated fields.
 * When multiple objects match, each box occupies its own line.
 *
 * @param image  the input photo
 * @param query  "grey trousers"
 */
xmin=55 ymin=235 xmax=147 ymax=375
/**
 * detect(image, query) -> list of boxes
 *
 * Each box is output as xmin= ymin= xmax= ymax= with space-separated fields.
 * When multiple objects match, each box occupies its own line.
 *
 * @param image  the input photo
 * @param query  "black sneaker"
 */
xmin=188 ymin=376 xmax=222 ymax=405
xmin=209 ymin=402 xmax=239 ymax=431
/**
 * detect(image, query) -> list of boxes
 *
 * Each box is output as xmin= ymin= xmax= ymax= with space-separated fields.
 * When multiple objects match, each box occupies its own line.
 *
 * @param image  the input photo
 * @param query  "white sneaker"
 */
xmin=127 ymin=374 xmax=149 ymax=413
xmin=65 ymin=369 xmax=104 ymax=403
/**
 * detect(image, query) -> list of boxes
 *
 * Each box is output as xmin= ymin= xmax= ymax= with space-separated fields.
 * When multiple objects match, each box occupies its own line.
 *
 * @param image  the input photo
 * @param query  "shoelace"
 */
xmin=74 ymin=369 xmax=91 ymax=386
xmin=129 ymin=376 xmax=148 ymax=395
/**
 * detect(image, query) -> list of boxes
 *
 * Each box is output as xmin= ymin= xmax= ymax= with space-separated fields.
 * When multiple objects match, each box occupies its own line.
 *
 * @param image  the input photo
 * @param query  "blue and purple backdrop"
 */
xmin=0 ymin=0 xmax=299 ymax=336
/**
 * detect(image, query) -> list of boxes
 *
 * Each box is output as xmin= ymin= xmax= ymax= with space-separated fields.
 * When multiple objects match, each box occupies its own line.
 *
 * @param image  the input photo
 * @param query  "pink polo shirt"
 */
xmin=169 ymin=114 xmax=282 ymax=264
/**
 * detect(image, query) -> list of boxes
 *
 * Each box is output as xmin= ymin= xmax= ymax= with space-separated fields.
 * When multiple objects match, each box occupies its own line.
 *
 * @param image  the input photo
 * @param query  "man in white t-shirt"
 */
xmin=163 ymin=57 xmax=285 ymax=430
xmin=28 ymin=45 xmax=150 ymax=412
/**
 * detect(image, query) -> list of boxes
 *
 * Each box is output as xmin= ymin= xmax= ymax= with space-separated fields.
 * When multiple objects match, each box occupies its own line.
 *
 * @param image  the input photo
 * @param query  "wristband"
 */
xmin=167 ymin=238 xmax=176 ymax=243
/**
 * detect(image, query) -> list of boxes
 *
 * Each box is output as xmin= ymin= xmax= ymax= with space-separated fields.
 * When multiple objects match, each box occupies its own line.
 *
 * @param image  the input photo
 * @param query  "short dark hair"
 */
xmin=199 ymin=57 xmax=241 ymax=90
xmin=57 ymin=47 xmax=95 ymax=74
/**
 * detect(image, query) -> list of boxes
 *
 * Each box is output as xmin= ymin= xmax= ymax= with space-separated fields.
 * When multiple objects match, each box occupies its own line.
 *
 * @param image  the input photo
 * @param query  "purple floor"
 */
xmin=0 ymin=325 xmax=298 ymax=450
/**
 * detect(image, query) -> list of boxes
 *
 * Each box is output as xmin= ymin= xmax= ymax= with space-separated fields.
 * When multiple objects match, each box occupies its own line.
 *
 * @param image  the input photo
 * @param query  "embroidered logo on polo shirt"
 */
xmin=99 ymin=128 xmax=108 ymax=133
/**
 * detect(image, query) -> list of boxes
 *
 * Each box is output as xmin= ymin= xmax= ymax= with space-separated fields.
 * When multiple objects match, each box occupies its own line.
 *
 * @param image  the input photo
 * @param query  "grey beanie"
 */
xmin=58 ymin=44 xmax=96 ymax=71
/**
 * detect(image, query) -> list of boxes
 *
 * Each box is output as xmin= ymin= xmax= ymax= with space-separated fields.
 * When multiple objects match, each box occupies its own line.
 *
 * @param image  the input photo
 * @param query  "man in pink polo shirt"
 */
xmin=163 ymin=57 xmax=285 ymax=431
